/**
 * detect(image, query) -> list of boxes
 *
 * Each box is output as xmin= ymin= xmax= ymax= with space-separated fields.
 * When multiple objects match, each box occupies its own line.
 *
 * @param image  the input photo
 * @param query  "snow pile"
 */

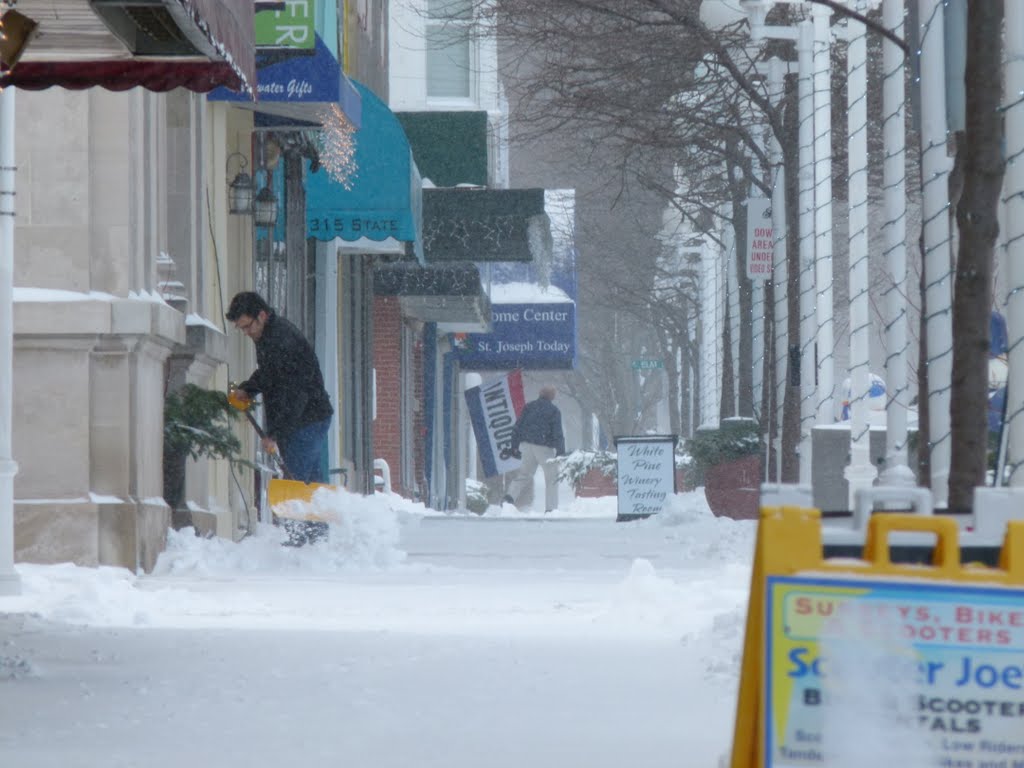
xmin=155 ymin=487 xmax=410 ymax=575
xmin=651 ymin=491 xmax=756 ymax=566
xmin=602 ymin=557 xmax=692 ymax=631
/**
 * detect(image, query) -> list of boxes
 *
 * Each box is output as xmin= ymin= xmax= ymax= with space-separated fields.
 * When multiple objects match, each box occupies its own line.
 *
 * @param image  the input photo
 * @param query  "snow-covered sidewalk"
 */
xmin=0 ymin=491 xmax=755 ymax=768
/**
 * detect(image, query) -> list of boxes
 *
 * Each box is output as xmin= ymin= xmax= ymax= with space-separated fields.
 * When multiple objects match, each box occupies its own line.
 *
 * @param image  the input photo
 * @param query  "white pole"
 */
xmin=812 ymin=3 xmax=835 ymax=425
xmin=725 ymin=203 xmax=739 ymax=416
xmin=0 ymin=84 xmax=20 ymax=595
xmin=711 ymin=235 xmax=721 ymax=427
xmin=879 ymin=0 xmax=915 ymax=486
xmin=700 ymin=239 xmax=719 ymax=427
xmin=844 ymin=3 xmax=877 ymax=508
xmin=715 ymin=231 xmax=726 ymax=422
xmin=752 ymin=257 xmax=764 ymax=419
xmin=1004 ymin=0 xmax=1024 ymax=486
xmin=769 ymin=56 xmax=788 ymax=483
xmin=917 ymin=0 xmax=953 ymax=507
xmin=798 ymin=19 xmax=816 ymax=484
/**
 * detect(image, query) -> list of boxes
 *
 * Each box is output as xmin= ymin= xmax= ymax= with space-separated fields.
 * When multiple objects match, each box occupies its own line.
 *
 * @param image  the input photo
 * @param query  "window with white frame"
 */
xmin=426 ymin=0 xmax=473 ymax=99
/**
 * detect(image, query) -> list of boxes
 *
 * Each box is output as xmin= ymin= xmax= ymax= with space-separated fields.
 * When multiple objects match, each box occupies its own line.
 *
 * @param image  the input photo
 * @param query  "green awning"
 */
xmin=422 ymin=188 xmax=549 ymax=263
xmin=397 ymin=111 xmax=488 ymax=187
xmin=374 ymin=263 xmax=490 ymax=331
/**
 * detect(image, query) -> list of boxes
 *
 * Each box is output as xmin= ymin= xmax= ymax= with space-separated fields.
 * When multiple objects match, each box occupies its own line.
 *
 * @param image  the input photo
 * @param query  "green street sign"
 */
xmin=255 ymin=2 xmax=315 ymax=49
xmin=632 ymin=359 xmax=664 ymax=370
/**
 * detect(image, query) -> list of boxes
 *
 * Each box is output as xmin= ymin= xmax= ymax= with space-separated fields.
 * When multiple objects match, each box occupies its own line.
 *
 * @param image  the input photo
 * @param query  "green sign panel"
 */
xmin=255 ymin=1 xmax=315 ymax=49
xmin=632 ymin=359 xmax=664 ymax=370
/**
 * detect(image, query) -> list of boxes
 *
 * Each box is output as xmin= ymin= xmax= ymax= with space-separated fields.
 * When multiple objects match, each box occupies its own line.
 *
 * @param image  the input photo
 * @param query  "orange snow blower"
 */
xmin=228 ymin=387 xmax=337 ymax=523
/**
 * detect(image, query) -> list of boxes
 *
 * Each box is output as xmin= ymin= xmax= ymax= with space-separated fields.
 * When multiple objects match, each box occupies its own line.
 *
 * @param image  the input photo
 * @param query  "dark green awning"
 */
xmin=422 ymin=188 xmax=549 ymax=263
xmin=397 ymin=111 xmax=488 ymax=187
xmin=373 ymin=263 xmax=490 ymax=331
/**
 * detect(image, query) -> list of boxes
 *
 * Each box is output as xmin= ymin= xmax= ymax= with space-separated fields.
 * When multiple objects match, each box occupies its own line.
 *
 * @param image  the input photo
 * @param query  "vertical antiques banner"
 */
xmin=464 ymin=370 xmax=526 ymax=477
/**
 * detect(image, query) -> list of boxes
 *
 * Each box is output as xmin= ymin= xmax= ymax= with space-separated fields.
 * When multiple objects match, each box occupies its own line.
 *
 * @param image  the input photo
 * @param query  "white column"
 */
xmin=812 ymin=3 xmax=835 ymax=425
xmin=725 ymin=204 xmax=739 ymax=416
xmin=844 ymin=2 xmax=877 ymax=508
xmin=917 ymin=0 xmax=954 ymax=507
xmin=879 ymin=0 xmax=915 ymax=486
xmin=752 ymin=261 xmax=764 ymax=418
xmin=769 ymin=57 xmax=788 ymax=483
xmin=701 ymin=238 xmax=722 ymax=427
xmin=1004 ymin=0 xmax=1024 ymax=486
xmin=798 ymin=19 xmax=816 ymax=483
xmin=715 ymin=233 xmax=727 ymax=421
xmin=315 ymin=242 xmax=340 ymax=473
xmin=0 ymin=85 xmax=20 ymax=594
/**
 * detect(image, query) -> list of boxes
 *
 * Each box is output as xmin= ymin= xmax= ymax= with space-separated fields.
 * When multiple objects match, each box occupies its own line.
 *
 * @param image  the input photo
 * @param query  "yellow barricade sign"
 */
xmin=731 ymin=505 xmax=1024 ymax=768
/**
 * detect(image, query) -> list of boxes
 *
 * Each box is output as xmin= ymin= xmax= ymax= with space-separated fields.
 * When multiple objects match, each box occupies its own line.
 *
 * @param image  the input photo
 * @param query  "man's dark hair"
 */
xmin=226 ymin=291 xmax=272 ymax=322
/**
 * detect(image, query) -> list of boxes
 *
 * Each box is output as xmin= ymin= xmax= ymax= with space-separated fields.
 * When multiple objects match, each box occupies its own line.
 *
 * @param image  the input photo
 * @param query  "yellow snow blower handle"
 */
xmin=227 ymin=386 xmax=251 ymax=412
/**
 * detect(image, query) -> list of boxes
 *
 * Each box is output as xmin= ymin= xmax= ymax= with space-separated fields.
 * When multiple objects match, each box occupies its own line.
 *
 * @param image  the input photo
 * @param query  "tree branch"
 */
xmin=809 ymin=0 xmax=908 ymax=56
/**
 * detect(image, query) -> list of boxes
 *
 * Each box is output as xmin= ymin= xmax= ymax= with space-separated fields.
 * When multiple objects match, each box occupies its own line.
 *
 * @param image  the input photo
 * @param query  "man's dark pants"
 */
xmin=276 ymin=418 xmax=331 ymax=545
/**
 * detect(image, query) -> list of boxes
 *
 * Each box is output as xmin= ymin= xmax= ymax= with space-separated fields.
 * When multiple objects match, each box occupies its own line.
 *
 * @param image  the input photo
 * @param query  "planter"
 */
xmin=703 ymin=454 xmax=761 ymax=520
xmin=576 ymin=467 xmax=617 ymax=498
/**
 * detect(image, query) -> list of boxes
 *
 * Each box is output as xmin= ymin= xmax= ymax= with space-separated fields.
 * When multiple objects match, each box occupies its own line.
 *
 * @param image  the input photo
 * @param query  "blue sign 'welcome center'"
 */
xmin=452 ymin=302 xmax=576 ymax=370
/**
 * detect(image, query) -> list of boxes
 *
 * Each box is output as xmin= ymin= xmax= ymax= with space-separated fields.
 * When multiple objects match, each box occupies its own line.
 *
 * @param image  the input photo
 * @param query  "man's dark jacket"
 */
xmin=239 ymin=312 xmax=333 ymax=441
xmin=511 ymin=398 xmax=565 ymax=455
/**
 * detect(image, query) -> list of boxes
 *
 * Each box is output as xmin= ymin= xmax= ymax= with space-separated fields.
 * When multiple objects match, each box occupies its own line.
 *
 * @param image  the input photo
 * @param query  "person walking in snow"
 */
xmin=226 ymin=291 xmax=334 ymax=483
xmin=503 ymin=385 xmax=566 ymax=513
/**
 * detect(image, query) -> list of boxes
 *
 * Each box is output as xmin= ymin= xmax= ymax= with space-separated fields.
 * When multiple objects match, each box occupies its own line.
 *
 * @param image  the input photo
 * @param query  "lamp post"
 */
xmin=742 ymin=0 xmax=819 ymax=484
xmin=724 ymin=201 xmax=738 ymax=417
xmin=745 ymin=55 xmax=790 ymax=482
xmin=878 ymin=0 xmax=914 ymax=488
xmin=768 ymin=56 xmax=788 ymax=483
xmin=843 ymin=0 xmax=877 ymax=507
xmin=699 ymin=236 xmax=722 ymax=428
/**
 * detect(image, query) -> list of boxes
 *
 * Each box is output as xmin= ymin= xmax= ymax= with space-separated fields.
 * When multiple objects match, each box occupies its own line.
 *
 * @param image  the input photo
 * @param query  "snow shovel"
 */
xmin=228 ymin=390 xmax=337 ymax=524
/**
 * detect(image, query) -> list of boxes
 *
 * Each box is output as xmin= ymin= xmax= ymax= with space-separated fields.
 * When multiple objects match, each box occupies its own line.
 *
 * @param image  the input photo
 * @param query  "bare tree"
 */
xmin=948 ymin=0 xmax=1004 ymax=511
xmin=475 ymin=1 xmax=787 ymax=444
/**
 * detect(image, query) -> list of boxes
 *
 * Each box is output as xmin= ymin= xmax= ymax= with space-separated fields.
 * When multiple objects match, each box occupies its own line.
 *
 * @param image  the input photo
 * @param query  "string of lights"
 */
xmin=317 ymin=104 xmax=358 ymax=189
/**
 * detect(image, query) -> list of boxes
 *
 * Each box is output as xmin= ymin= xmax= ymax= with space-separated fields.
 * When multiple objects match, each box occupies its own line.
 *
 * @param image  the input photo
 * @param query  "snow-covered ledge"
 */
xmin=13 ymin=288 xmax=185 ymax=345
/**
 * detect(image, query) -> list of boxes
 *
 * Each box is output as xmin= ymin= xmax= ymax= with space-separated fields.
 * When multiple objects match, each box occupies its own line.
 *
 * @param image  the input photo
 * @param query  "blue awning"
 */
xmin=208 ymin=33 xmax=361 ymax=130
xmin=305 ymin=81 xmax=424 ymax=263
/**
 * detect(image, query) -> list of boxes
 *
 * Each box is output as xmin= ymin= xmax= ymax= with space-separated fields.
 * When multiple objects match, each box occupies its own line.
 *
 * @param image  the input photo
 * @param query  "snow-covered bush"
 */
xmin=558 ymin=449 xmax=617 ymax=487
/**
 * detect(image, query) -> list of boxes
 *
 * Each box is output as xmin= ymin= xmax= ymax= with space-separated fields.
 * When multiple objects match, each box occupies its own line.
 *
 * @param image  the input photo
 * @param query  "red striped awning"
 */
xmin=0 ymin=0 xmax=256 ymax=96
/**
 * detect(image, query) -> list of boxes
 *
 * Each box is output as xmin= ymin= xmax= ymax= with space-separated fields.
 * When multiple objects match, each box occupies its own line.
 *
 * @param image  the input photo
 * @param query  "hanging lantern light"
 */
xmin=253 ymin=185 xmax=278 ymax=228
xmin=226 ymin=152 xmax=254 ymax=215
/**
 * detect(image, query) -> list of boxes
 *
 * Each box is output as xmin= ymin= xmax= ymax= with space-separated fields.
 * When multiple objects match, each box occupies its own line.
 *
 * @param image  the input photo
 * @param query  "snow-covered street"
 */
xmin=0 ymin=491 xmax=755 ymax=768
